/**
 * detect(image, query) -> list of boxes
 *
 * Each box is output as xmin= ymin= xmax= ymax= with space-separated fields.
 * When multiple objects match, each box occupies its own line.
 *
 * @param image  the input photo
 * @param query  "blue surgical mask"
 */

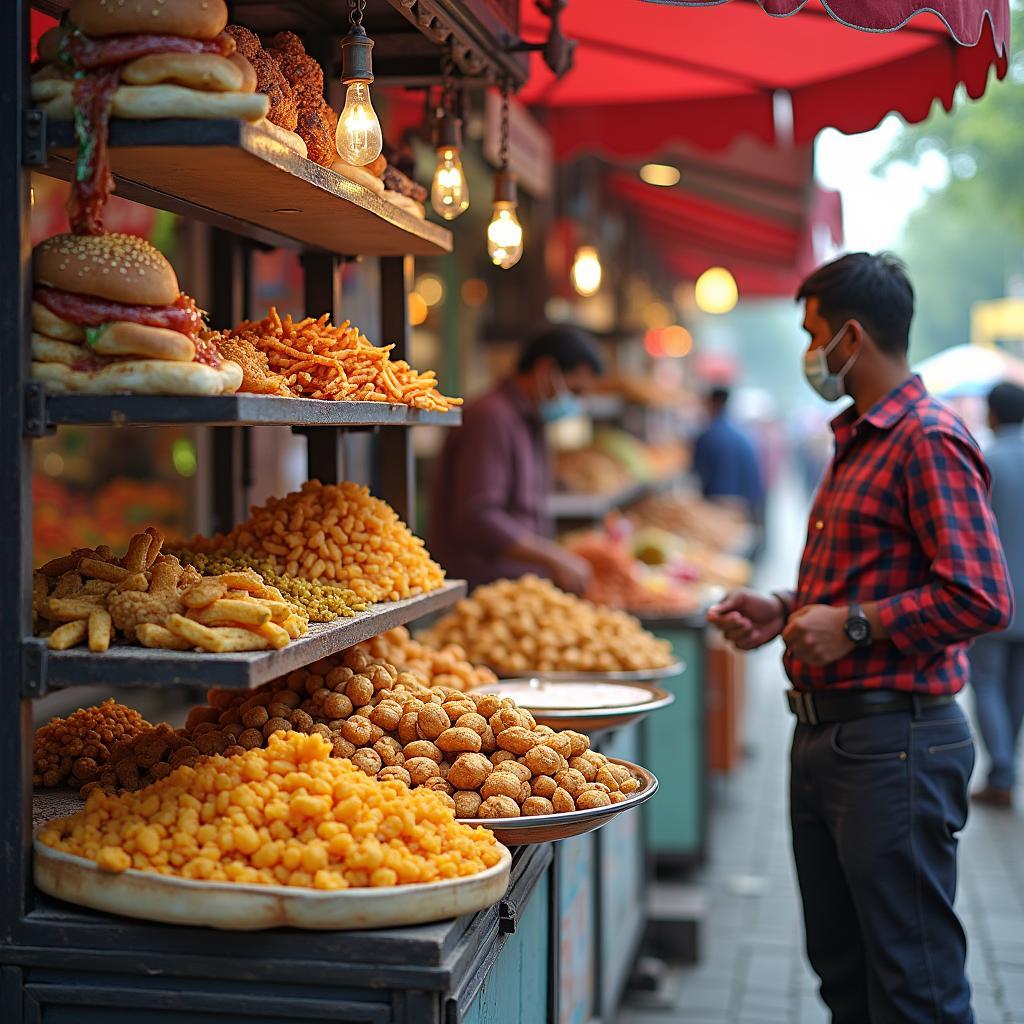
xmin=539 ymin=367 xmax=582 ymax=423
xmin=803 ymin=321 xmax=858 ymax=402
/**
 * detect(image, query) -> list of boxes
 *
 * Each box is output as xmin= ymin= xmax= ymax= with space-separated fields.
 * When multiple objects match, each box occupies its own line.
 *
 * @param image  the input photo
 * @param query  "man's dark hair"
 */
xmin=708 ymin=386 xmax=730 ymax=409
xmin=988 ymin=382 xmax=1024 ymax=427
xmin=796 ymin=252 xmax=914 ymax=357
xmin=517 ymin=326 xmax=604 ymax=376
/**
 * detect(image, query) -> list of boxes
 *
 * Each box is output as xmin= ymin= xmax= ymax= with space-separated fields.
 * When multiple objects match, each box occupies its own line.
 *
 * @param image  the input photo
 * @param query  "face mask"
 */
xmin=803 ymin=320 xmax=859 ymax=402
xmin=539 ymin=366 xmax=583 ymax=423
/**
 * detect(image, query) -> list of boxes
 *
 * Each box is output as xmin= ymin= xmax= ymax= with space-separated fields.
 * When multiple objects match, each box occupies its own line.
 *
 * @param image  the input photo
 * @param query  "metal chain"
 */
xmin=349 ymin=0 xmax=365 ymax=29
xmin=499 ymin=81 xmax=510 ymax=170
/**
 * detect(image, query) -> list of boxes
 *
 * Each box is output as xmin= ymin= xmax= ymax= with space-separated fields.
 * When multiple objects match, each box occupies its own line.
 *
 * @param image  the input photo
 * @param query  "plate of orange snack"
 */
xmin=35 ymin=732 xmax=510 ymax=930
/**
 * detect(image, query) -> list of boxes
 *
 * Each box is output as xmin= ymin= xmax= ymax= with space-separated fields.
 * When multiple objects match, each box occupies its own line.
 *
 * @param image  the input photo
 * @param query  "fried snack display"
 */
xmin=193 ymin=480 xmax=445 ymax=604
xmin=420 ymin=576 xmax=675 ymax=675
xmin=355 ymin=627 xmax=498 ymax=693
xmin=211 ymin=308 xmax=461 ymax=410
xmin=173 ymin=549 xmax=368 ymax=622
xmin=93 ymin=647 xmax=644 ymax=819
xmin=565 ymin=531 xmax=700 ymax=616
xmin=628 ymin=492 xmax=751 ymax=553
xmin=39 ymin=731 xmax=503 ymax=889
xmin=34 ymin=529 xmax=306 ymax=653
xmin=33 ymin=699 xmax=151 ymax=788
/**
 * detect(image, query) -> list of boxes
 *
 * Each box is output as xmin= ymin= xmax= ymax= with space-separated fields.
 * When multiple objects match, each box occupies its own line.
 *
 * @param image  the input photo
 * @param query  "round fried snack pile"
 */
xmin=33 ymin=699 xmax=151 ymax=788
xmin=92 ymin=647 xmax=644 ymax=818
xmin=39 ymin=731 xmax=503 ymax=889
xmin=420 ymin=575 xmax=675 ymax=675
xmin=193 ymin=480 xmax=445 ymax=603
xmin=355 ymin=627 xmax=498 ymax=693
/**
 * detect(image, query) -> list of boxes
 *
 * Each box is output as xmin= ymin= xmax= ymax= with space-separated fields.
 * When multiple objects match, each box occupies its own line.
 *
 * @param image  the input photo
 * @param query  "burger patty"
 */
xmin=61 ymin=28 xmax=235 ymax=71
xmin=34 ymin=286 xmax=204 ymax=338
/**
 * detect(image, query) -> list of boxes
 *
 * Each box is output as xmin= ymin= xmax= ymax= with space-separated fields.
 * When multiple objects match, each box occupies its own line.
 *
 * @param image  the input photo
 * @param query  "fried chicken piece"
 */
xmin=226 ymin=24 xmax=297 ymax=132
xmin=266 ymin=32 xmax=337 ymax=166
xmin=208 ymin=331 xmax=291 ymax=396
xmin=296 ymin=100 xmax=337 ymax=166
xmin=107 ymin=555 xmax=185 ymax=641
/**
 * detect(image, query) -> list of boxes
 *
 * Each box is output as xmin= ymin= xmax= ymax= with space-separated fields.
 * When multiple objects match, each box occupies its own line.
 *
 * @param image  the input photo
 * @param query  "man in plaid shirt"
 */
xmin=710 ymin=253 xmax=1012 ymax=1024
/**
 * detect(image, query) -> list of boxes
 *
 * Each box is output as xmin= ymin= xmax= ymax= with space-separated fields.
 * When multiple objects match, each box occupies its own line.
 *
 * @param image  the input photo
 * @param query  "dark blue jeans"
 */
xmin=790 ymin=700 xmax=975 ymax=1024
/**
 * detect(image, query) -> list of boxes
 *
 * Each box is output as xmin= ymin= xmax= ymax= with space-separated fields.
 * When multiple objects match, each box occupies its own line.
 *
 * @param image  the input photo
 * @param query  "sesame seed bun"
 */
xmin=34 ymin=233 xmax=179 ymax=307
xmin=70 ymin=0 xmax=229 ymax=41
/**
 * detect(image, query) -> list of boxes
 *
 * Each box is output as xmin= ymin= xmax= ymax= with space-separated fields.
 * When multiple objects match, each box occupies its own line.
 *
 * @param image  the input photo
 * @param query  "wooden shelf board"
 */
xmin=41 ymin=119 xmax=451 ymax=257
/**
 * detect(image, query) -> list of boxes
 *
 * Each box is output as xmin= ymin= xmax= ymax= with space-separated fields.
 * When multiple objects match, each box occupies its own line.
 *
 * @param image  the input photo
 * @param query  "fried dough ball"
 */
xmin=522 ymin=797 xmax=554 ymax=817
xmin=552 ymin=788 xmax=576 ymax=813
xmin=453 ymin=790 xmax=482 ymax=819
xmin=480 ymin=772 xmax=522 ymax=801
xmin=531 ymin=775 xmax=558 ymax=799
xmin=447 ymin=753 xmax=492 ymax=791
xmin=524 ymin=745 xmax=562 ymax=777
xmin=478 ymin=795 xmax=521 ymax=819
xmin=436 ymin=728 xmax=481 ymax=755
xmin=577 ymin=789 xmax=612 ymax=810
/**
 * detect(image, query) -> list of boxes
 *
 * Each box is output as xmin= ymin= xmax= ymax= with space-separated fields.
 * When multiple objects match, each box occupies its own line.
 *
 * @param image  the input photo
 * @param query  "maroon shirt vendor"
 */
xmin=429 ymin=326 xmax=604 ymax=593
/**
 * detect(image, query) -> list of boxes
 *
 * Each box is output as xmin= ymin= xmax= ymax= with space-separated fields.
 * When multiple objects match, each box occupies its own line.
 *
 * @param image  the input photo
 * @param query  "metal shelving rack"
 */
xmin=1 ymin=3 xmax=541 ymax=1020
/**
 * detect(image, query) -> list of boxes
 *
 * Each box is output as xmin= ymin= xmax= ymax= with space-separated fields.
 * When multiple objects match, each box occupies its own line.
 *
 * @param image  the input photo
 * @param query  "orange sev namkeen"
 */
xmin=38 ymin=731 xmax=503 ymax=890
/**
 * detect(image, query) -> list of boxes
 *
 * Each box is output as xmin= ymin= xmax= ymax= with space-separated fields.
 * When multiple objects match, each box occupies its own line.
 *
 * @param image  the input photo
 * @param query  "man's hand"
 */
xmin=548 ymin=549 xmax=592 ymax=595
xmin=707 ymin=589 xmax=785 ymax=651
xmin=782 ymin=605 xmax=854 ymax=666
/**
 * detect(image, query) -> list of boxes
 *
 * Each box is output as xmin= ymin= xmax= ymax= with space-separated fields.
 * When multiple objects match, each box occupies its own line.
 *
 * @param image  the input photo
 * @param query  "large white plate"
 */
xmin=34 ymin=839 xmax=511 ymax=931
xmin=470 ymin=679 xmax=675 ymax=733
xmin=498 ymin=660 xmax=683 ymax=683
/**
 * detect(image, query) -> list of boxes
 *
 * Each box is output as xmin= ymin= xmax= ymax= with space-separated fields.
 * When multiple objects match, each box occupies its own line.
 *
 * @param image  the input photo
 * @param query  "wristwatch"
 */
xmin=844 ymin=604 xmax=872 ymax=648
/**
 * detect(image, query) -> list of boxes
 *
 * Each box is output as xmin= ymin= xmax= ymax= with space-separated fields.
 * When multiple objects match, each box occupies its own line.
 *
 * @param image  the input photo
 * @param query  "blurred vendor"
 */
xmin=693 ymin=386 xmax=766 ymax=526
xmin=429 ymin=326 xmax=604 ymax=593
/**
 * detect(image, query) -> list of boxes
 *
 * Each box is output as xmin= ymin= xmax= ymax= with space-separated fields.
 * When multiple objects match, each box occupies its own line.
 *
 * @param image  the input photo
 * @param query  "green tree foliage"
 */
xmin=877 ymin=6 xmax=1024 ymax=358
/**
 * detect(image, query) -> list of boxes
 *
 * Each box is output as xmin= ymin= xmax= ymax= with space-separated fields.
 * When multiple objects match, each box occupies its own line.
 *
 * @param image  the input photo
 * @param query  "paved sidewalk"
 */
xmin=618 ymin=472 xmax=1024 ymax=1024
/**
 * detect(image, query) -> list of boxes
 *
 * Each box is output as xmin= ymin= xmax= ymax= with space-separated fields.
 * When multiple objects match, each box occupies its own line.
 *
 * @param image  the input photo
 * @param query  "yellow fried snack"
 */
xmin=39 ymin=731 xmax=502 ymax=889
xmin=87 ymin=608 xmax=113 ymax=653
xmin=190 ymin=480 xmax=444 ymax=604
xmin=47 ymin=620 xmax=88 ymax=650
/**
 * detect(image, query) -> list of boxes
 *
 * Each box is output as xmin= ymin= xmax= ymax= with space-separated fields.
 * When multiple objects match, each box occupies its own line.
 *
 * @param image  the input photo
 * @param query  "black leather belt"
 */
xmin=786 ymin=688 xmax=956 ymax=725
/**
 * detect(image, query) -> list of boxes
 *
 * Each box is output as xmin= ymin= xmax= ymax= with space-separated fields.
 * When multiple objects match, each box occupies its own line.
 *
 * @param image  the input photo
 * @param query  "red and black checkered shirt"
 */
xmin=786 ymin=375 xmax=1013 ymax=694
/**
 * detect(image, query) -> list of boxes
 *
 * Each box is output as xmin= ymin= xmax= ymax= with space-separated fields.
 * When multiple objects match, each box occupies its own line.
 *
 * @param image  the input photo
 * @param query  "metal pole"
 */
xmin=376 ymin=256 xmax=415 ymax=526
xmin=0 ymin=0 xmax=36 ymax=940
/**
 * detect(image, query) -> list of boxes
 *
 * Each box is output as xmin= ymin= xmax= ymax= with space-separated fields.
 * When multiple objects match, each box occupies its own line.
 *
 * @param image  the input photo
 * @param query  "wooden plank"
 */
xmin=43 ymin=120 xmax=450 ymax=258
xmin=39 ymin=581 xmax=467 ymax=691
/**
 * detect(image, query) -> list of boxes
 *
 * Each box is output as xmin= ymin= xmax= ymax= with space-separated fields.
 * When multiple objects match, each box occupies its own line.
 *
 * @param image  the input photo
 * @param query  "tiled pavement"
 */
xmin=617 ymin=473 xmax=1024 ymax=1024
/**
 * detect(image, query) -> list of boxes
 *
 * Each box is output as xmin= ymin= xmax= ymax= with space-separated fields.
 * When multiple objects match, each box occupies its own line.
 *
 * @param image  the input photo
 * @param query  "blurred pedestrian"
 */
xmin=969 ymin=382 xmax=1024 ymax=808
xmin=692 ymin=386 xmax=766 ymax=526
xmin=708 ymin=252 xmax=1012 ymax=1024
xmin=429 ymin=325 xmax=603 ymax=593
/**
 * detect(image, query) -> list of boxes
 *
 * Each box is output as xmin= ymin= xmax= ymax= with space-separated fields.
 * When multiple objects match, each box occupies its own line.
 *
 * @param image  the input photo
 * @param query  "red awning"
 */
xmin=607 ymin=139 xmax=843 ymax=297
xmin=521 ymin=0 xmax=1010 ymax=157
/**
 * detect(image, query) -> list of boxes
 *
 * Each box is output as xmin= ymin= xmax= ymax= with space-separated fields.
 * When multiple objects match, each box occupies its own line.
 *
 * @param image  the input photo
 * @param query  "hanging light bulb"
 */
xmin=570 ymin=245 xmax=602 ymax=297
xmin=487 ymin=85 xmax=524 ymax=270
xmin=488 ymin=170 xmax=523 ymax=269
xmin=694 ymin=266 xmax=739 ymax=314
xmin=431 ymin=110 xmax=469 ymax=220
xmin=335 ymin=0 xmax=383 ymax=167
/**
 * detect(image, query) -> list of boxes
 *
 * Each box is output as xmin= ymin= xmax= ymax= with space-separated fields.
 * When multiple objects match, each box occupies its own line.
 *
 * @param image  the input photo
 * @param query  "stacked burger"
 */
xmin=32 ymin=233 xmax=242 ymax=396
xmin=31 ymin=0 xmax=268 ymax=233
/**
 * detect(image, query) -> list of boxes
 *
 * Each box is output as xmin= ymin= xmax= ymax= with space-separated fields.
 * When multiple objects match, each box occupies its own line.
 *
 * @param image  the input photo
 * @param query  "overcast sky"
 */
xmin=814 ymin=115 xmax=950 ymax=253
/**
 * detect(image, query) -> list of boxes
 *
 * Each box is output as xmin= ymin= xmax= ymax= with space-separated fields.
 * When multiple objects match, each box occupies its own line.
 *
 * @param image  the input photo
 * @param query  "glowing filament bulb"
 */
xmin=431 ymin=148 xmax=469 ymax=220
xmin=487 ymin=201 xmax=523 ymax=269
xmin=335 ymin=81 xmax=382 ymax=166
xmin=571 ymin=246 xmax=602 ymax=297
